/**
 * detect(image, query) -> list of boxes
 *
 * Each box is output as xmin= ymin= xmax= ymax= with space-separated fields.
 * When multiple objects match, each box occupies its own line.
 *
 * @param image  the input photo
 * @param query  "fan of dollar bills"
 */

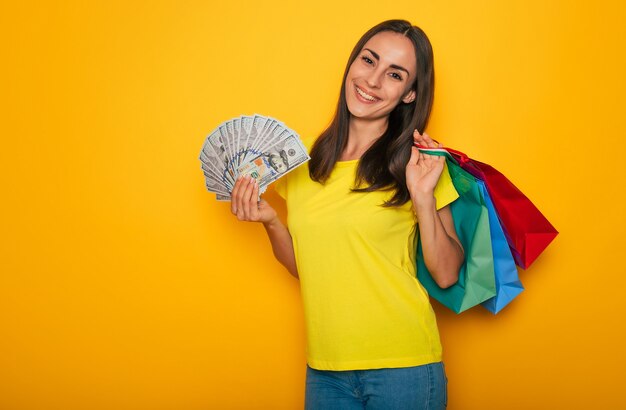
xmin=199 ymin=114 xmax=310 ymax=201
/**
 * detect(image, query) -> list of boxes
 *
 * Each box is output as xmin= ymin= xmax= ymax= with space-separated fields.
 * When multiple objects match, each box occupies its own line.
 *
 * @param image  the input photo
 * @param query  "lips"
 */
xmin=354 ymin=85 xmax=380 ymax=103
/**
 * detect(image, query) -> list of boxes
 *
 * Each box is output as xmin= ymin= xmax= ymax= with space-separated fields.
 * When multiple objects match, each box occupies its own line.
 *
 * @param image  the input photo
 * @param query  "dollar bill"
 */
xmin=199 ymin=114 xmax=309 ymax=200
xmin=260 ymin=133 xmax=309 ymax=185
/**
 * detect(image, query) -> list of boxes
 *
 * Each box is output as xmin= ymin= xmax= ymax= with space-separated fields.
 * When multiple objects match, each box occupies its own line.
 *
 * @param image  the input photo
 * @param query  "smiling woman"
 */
xmin=229 ymin=19 xmax=463 ymax=409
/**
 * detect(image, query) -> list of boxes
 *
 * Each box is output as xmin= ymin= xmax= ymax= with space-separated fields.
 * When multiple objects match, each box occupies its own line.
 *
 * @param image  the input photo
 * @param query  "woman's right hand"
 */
xmin=230 ymin=175 xmax=278 ymax=225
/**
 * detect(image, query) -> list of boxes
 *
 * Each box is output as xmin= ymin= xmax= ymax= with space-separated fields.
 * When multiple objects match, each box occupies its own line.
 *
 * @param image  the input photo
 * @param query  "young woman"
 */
xmin=230 ymin=19 xmax=463 ymax=410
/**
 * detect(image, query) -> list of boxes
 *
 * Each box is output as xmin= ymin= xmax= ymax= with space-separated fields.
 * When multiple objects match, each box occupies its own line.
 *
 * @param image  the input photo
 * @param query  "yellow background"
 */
xmin=1 ymin=1 xmax=625 ymax=409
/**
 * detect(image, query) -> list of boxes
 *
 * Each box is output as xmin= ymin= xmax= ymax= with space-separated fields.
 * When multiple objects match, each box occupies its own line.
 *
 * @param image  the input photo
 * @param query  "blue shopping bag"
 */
xmin=478 ymin=180 xmax=524 ymax=313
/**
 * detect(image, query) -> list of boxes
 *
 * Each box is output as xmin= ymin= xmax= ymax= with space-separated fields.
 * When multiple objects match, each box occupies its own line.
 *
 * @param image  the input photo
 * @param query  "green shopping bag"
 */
xmin=416 ymin=150 xmax=497 ymax=313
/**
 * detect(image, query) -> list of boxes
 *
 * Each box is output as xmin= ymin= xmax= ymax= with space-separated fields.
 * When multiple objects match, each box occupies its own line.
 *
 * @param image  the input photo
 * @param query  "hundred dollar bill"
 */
xmin=232 ymin=117 xmax=242 ymax=168
xmin=204 ymin=176 xmax=231 ymax=196
xmin=199 ymin=114 xmax=308 ymax=201
xmin=244 ymin=117 xmax=279 ymax=165
xmin=200 ymin=133 xmax=234 ymax=189
xmin=256 ymin=123 xmax=293 ymax=155
xmin=201 ymin=168 xmax=230 ymax=194
xmin=237 ymin=133 xmax=310 ymax=190
xmin=199 ymin=151 xmax=229 ymax=187
xmin=237 ymin=114 xmax=266 ymax=169
xmin=261 ymin=133 xmax=310 ymax=185
xmin=236 ymin=153 xmax=279 ymax=188
xmin=204 ymin=128 xmax=229 ymax=167
xmin=218 ymin=124 xmax=235 ymax=171
xmin=239 ymin=115 xmax=255 ymax=157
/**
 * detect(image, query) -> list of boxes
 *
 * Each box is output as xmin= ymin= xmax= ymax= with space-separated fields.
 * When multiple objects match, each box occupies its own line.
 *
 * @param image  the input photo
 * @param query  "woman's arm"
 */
xmin=262 ymin=217 xmax=298 ymax=279
xmin=231 ymin=175 xmax=299 ymax=278
xmin=407 ymin=131 xmax=464 ymax=288
xmin=412 ymin=195 xmax=463 ymax=288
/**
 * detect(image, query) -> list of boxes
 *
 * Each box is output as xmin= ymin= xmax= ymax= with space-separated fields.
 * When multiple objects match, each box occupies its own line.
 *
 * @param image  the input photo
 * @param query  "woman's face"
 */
xmin=344 ymin=31 xmax=417 ymax=121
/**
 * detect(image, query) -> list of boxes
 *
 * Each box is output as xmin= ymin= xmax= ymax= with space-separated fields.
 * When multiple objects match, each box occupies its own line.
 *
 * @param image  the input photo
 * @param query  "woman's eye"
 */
xmin=390 ymin=72 xmax=403 ymax=80
xmin=361 ymin=56 xmax=373 ymax=65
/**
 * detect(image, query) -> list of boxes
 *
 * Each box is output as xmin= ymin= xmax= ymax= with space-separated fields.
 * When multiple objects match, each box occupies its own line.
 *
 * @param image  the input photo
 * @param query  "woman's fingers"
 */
xmin=236 ymin=179 xmax=246 ymax=220
xmin=413 ymin=129 xmax=433 ymax=145
xmin=235 ymin=175 xmax=250 ymax=220
xmin=249 ymin=180 xmax=260 ymax=220
xmin=421 ymin=132 xmax=438 ymax=148
xmin=413 ymin=129 xmax=440 ymax=150
xmin=413 ymin=129 xmax=423 ymax=146
xmin=241 ymin=176 xmax=255 ymax=220
xmin=230 ymin=174 xmax=266 ymax=222
xmin=231 ymin=176 xmax=243 ymax=214
xmin=412 ymin=130 xmax=444 ymax=172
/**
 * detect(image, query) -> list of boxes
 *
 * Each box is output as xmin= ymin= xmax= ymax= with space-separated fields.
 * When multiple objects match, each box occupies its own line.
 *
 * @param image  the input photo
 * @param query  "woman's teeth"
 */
xmin=356 ymin=86 xmax=378 ymax=101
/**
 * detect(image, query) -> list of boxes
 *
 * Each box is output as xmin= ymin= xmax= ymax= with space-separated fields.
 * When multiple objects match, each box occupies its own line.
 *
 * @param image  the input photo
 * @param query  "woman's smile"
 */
xmin=354 ymin=85 xmax=381 ymax=103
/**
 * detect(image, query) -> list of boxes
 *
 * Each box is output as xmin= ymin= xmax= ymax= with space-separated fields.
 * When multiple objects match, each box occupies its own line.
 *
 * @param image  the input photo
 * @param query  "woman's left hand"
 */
xmin=406 ymin=130 xmax=445 ymax=197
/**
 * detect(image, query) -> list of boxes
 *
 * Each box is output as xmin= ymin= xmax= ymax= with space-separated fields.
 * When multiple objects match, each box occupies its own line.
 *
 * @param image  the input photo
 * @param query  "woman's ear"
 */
xmin=402 ymin=90 xmax=416 ymax=104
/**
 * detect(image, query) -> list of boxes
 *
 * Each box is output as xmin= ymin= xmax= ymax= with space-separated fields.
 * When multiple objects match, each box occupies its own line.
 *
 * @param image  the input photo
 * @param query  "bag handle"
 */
xmin=413 ymin=143 xmax=471 ymax=165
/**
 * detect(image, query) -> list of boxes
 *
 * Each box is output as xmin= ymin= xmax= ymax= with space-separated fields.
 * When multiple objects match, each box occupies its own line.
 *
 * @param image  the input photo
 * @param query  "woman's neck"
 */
xmin=341 ymin=116 xmax=389 ymax=161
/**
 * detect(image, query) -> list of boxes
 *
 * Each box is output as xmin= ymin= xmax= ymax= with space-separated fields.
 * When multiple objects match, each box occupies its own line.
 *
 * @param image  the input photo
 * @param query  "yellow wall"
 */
xmin=2 ymin=1 xmax=625 ymax=409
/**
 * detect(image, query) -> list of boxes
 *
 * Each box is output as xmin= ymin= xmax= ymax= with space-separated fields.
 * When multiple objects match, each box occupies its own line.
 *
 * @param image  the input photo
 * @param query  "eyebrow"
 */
xmin=363 ymin=48 xmax=411 ymax=76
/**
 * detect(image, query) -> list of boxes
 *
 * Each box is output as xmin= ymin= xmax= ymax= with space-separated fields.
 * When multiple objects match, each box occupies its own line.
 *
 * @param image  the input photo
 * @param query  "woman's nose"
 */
xmin=366 ymin=69 xmax=383 ymax=88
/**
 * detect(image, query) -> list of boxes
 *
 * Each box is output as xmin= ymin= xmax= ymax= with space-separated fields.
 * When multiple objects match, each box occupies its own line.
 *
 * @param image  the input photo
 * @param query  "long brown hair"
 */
xmin=308 ymin=19 xmax=435 ymax=207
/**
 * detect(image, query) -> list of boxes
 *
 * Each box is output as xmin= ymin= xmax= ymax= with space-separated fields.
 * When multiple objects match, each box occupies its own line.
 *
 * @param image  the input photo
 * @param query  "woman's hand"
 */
xmin=230 ymin=175 xmax=278 ymax=225
xmin=406 ymin=130 xmax=445 ymax=198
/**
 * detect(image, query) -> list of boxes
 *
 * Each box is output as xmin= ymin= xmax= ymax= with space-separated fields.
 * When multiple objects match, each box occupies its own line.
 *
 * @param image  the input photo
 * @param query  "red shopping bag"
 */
xmin=445 ymin=147 xmax=558 ymax=269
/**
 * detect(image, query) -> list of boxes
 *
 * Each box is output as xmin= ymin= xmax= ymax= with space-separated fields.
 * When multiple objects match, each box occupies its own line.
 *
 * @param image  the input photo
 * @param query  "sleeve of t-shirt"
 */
xmin=433 ymin=161 xmax=459 ymax=210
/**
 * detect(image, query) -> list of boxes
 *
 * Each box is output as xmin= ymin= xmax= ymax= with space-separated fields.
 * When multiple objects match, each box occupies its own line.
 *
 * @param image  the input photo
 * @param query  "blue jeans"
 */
xmin=305 ymin=362 xmax=447 ymax=410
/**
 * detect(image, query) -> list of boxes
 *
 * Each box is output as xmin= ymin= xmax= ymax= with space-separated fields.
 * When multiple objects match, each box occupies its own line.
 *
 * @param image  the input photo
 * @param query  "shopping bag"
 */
xmin=416 ymin=150 xmax=496 ymax=313
xmin=477 ymin=180 xmax=524 ymax=314
xmin=444 ymin=147 xmax=558 ymax=269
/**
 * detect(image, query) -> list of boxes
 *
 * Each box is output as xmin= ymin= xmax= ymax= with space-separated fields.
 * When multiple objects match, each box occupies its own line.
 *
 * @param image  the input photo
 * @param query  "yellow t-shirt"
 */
xmin=274 ymin=139 xmax=459 ymax=371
